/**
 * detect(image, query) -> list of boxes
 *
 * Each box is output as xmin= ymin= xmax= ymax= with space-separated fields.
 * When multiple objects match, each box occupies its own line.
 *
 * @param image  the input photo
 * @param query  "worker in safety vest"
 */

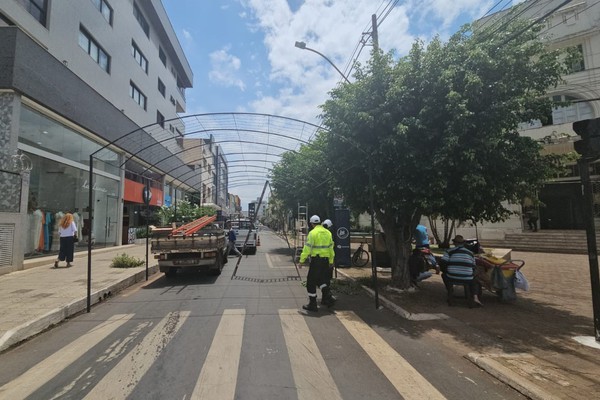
xmin=299 ymin=215 xmax=335 ymax=311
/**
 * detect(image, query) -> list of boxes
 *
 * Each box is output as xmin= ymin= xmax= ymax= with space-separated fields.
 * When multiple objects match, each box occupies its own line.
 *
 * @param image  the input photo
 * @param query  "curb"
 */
xmin=466 ymin=353 xmax=562 ymax=400
xmin=335 ymin=269 xmax=448 ymax=321
xmin=0 ymin=264 xmax=159 ymax=353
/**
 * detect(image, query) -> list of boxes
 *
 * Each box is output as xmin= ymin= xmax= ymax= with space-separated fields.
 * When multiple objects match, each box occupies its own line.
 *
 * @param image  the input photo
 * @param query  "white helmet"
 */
xmin=323 ymin=219 xmax=333 ymax=228
xmin=309 ymin=215 xmax=321 ymax=224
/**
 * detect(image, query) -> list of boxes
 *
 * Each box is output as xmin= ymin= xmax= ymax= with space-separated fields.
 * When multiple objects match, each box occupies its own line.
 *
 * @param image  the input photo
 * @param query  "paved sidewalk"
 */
xmin=337 ymin=250 xmax=600 ymax=400
xmin=0 ymin=244 xmax=158 ymax=353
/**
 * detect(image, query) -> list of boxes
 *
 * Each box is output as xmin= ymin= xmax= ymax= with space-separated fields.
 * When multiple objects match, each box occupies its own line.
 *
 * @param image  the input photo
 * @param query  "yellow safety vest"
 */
xmin=299 ymin=225 xmax=334 ymax=264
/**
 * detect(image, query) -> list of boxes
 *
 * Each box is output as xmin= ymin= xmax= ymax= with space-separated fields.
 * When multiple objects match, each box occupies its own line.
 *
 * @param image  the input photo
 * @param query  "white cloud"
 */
xmin=237 ymin=0 xmax=489 ymax=124
xmin=208 ymin=48 xmax=246 ymax=91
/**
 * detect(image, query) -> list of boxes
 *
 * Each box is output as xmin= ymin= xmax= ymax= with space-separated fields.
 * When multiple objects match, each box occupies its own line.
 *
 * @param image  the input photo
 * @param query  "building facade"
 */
xmin=0 ymin=0 xmax=196 ymax=274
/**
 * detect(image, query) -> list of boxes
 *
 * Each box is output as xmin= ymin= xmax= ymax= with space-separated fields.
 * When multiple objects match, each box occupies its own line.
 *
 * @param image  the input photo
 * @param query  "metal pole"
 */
xmin=145 ymin=182 xmax=150 ymax=281
xmin=87 ymin=155 xmax=93 ymax=313
xmin=368 ymin=156 xmax=379 ymax=309
xmin=579 ymin=158 xmax=600 ymax=341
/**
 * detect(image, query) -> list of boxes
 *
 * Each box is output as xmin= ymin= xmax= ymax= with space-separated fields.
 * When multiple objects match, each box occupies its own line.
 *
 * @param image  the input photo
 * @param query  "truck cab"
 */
xmin=231 ymin=219 xmax=259 ymax=255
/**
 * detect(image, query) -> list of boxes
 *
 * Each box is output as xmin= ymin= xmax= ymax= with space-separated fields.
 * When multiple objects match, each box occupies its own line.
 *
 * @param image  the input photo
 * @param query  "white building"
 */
xmin=445 ymin=0 xmax=600 ymax=242
xmin=0 ymin=0 xmax=195 ymax=274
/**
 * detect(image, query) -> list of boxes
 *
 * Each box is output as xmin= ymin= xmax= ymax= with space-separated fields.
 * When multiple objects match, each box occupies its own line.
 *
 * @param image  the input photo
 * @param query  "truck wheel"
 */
xmin=210 ymin=253 xmax=224 ymax=276
xmin=249 ymin=247 xmax=257 ymax=255
xmin=165 ymin=268 xmax=177 ymax=279
xmin=223 ymin=250 xmax=229 ymax=264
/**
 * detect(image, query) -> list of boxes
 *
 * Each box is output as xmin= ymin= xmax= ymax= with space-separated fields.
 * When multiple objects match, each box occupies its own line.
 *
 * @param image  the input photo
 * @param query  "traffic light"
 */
xmin=573 ymin=117 xmax=600 ymax=159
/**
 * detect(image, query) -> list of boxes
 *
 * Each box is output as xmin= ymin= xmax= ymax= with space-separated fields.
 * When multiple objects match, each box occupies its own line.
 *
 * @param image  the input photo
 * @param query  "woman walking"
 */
xmin=55 ymin=213 xmax=77 ymax=268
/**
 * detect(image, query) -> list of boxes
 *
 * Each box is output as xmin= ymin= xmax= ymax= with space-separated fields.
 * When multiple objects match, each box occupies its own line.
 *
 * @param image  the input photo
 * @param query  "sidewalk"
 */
xmin=337 ymin=250 xmax=600 ymax=400
xmin=0 ymin=244 xmax=158 ymax=353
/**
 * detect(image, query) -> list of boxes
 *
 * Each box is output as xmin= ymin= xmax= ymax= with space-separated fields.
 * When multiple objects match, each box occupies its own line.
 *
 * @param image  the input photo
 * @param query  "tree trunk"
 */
xmin=379 ymin=218 xmax=412 ymax=289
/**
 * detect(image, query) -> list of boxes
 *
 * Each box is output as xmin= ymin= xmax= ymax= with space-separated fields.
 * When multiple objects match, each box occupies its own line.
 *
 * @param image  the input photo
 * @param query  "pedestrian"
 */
xmin=439 ymin=235 xmax=483 ymax=307
xmin=298 ymin=215 xmax=335 ymax=311
xmin=414 ymin=224 xmax=430 ymax=248
xmin=226 ymin=222 xmax=243 ymax=258
xmin=525 ymin=207 xmax=538 ymax=232
xmin=54 ymin=212 xmax=77 ymax=268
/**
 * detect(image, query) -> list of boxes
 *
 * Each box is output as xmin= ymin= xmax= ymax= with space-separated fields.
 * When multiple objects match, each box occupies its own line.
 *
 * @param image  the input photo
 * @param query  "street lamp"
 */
xmin=295 ymin=41 xmax=380 ymax=309
xmin=294 ymin=41 xmax=351 ymax=84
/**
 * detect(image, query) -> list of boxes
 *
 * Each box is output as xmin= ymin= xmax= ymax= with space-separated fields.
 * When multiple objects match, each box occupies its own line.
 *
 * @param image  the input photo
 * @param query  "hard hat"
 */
xmin=323 ymin=219 xmax=332 ymax=228
xmin=309 ymin=215 xmax=320 ymax=224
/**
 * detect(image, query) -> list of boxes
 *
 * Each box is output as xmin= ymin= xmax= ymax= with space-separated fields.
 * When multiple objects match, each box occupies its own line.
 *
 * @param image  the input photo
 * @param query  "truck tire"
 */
xmin=165 ymin=268 xmax=177 ymax=279
xmin=249 ymin=247 xmax=257 ymax=255
xmin=209 ymin=253 xmax=224 ymax=276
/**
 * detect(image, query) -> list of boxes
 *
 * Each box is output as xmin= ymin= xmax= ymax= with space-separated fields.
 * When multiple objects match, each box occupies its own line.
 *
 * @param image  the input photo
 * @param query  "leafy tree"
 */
xmin=320 ymin=20 xmax=567 ymax=288
xmin=155 ymin=200 xmax=216 ymax=225
xmin=269 ymin=134 xmax=335 ymax=220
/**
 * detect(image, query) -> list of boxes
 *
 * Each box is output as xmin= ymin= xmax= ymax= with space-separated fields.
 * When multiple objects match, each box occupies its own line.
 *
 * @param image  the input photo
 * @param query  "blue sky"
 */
xmin=161 ymin=0 xmax=519 ymax=208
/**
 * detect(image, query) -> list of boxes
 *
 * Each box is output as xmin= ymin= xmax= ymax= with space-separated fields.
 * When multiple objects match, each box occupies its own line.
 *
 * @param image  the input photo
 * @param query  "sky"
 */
xmin=161 ymin=0 xmax=521 ymax=209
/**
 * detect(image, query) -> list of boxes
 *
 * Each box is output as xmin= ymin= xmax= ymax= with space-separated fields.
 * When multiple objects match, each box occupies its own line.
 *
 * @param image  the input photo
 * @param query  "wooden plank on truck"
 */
xmin=171 ymin=215 xmax=217 ymax=236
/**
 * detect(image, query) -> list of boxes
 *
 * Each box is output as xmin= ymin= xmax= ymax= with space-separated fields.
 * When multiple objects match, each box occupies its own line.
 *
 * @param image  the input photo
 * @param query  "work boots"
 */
xmin=321 ymin=286 xmax=337 ymax=307
xmin=302 ymin=296 xmax=318 ymax=312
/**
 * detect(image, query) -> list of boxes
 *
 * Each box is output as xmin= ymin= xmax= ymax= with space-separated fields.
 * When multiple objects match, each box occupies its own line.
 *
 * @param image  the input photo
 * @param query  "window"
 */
xmin=551 ymin=95 xmax=593 ymax=125
xmin=159 ymin=47 xmax=167 ymax=66
xmin=91 ymin=0 xmax=112 ymax=25
xmin=131 ymin=41 xmax=148 ymax=73
xmin=129 ymin=81 xmax=147 ymax=110
xmin=78 ymin=27 xmax=110 ymax=72
xmin=17 ymin=0 xmax=47 ymax=25
xmin=158 ymin=78 xmax=165 ymax=97
xmin=566 ymin=44 xmax=585 ymax=74
xmin=157 ymin=111 xmax=165 ymax=128
xmin=133 ymin=2 xmax=149 ymax=37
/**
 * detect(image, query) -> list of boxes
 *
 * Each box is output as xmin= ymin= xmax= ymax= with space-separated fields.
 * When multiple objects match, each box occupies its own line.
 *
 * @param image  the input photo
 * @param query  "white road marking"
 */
xmin=0 ymin=314 xmax=133 ymax=398
xmin=279 ymin=309 xmax=343 ymax=400
xmin=336 ymin=310 xmax=447 ymax=400
xmin=83 ymin=311 xmax=190 ymax=399
xmin=191 ymin=309 xmax=246 ymax=400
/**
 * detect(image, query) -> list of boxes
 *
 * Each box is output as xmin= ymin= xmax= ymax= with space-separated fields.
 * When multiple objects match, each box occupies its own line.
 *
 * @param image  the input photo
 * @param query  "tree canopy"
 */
xmin=318 ymin=20 xmax=567 ymax=287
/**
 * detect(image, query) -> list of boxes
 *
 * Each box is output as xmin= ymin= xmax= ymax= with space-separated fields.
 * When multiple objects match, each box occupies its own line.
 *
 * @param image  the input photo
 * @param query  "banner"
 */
xmin=334 ymin=208 xmax=351 ymax=267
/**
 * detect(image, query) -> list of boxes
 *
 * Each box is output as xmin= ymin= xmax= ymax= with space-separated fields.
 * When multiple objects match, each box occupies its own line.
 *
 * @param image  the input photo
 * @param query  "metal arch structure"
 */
xmin=85 ymin=113 xmax=324 ymax=312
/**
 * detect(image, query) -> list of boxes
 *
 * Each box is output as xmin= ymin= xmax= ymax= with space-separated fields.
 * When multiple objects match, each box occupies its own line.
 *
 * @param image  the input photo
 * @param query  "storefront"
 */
xmin=18 ymin=105 xmax=121 ymax=258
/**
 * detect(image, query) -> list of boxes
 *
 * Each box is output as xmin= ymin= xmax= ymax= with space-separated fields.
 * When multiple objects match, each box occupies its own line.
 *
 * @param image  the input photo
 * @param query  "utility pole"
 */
xmin=371 ymin=14 xmax=379 ymax=50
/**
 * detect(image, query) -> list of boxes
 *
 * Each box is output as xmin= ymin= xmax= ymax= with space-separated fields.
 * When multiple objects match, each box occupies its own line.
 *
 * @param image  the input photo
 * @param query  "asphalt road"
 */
xmin=0 ymin=229 xmax=524 ymax=399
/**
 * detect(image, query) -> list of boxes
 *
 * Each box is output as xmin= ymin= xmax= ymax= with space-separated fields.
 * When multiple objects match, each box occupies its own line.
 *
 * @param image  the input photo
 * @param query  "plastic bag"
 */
xmin=515 ymin=270 xmax=529 ymax=291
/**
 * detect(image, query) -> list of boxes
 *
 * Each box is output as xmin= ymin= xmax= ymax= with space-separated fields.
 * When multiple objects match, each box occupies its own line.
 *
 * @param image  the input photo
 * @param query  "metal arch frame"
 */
xmin=86 ymin=113 xmax=323 ymax=313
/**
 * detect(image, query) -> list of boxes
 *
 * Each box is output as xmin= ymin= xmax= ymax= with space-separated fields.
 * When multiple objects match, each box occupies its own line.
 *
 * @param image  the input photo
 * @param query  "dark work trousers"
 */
xmin=306 ymin=256 xmax=329 ymax=297
xmin=58 ymin=236 xmax=75 ymax=262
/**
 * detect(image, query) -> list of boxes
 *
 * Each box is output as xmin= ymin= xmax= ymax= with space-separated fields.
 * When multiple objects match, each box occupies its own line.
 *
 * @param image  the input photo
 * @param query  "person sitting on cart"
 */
xmin=439 ymin=235 xmax=483 ymax=307
xmin=414 ymin=224 xmax=430 ymax=249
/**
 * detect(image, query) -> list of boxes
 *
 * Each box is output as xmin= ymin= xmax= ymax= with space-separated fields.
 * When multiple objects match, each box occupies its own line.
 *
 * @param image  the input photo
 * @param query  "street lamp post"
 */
xmin=295 ymin=41 xmax=380 ymax=309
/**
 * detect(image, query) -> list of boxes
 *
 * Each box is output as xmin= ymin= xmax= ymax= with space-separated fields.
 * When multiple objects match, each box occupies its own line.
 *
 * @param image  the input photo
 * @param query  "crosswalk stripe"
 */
xmin=0 ymin=314 xmax=133 ymax=399
xmin=83 ymin=311 xmax=190 ymax=399
xmin=279 ymin=309 xmax=343 ymax=400
xmin=191 ymin=309 xmax=245 ymax=400
xmin=336 ymin=311 xmax=447 ymax=400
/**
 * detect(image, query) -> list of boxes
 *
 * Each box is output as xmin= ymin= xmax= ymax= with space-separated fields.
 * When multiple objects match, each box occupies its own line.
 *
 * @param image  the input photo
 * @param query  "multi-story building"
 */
xmin=0 ymin=0 xmax=195 ymax=274
xmin=452 ymin=0 xmax=600 ymax=242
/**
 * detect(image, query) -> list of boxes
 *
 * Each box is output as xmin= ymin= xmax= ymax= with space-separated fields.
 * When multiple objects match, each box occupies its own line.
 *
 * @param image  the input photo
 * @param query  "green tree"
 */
xmin=320 ymin=20 xmax=567 ymax=288
xmin=270 ymin=134 xmax=334 ymax=219
xmin=155 ymin=200 xmax=216 ymax=225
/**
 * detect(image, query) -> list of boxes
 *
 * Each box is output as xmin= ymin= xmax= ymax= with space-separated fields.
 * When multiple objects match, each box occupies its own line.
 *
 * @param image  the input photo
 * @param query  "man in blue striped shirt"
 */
xmin=440 ymin=235 xmax=483 ymax=307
